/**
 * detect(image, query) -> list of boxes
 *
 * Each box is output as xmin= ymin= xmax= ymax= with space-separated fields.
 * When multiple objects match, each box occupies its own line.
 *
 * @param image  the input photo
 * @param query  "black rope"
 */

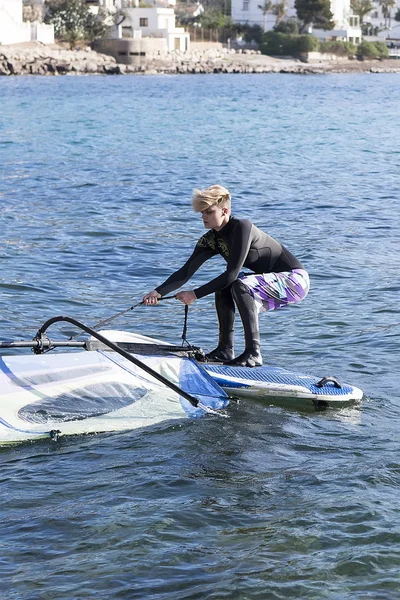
xmin=68 ymin=296 xmax=177 ymax=340
xmin=64 ymin=297 xmax=205 ymax=361
xmin=182 ymin=305 xmax=189 ymax=346
xmin=89 ymin=300 xmax=144 ymax=332
xmin=178 ymin=305 xmax=205 ymax=361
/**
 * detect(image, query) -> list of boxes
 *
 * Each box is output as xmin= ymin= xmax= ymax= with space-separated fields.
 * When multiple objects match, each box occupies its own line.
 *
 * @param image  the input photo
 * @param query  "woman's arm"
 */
xmin=155 ymin=244 xmax=216 ymax=297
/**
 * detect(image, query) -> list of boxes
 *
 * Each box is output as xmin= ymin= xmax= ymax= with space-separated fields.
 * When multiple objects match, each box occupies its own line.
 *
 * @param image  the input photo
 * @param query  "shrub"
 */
xmin=260 ymin=32 xmax=296 ymax=55
xmin=357 ymin=41 xmax=376 ymax=58
xmin=357 ymin=40 xmax=388 ymax=58
xmin=260 ymin=32 xmax=319 ymax=56
xmin=319 ymin=41 xmax=357 ymax=56
xmin=296 ymin=34 xmax=319 ymax=52
xmin=373 ymin=41 xmax=388 ymax=57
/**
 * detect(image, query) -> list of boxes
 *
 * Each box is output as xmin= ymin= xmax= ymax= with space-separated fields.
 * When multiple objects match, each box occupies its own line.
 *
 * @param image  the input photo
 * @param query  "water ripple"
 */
xmin=0 ymin=74 xmax=399 ymax=599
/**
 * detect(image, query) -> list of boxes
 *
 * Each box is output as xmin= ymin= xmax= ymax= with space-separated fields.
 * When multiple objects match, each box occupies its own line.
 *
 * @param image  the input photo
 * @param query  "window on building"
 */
xmin=140 ymin=18 xmax=148 ymax=27
xmin=349 ymin=16 xmax=359 ymax=27
xmin=243 ymin=0 xmax=249 ymax=10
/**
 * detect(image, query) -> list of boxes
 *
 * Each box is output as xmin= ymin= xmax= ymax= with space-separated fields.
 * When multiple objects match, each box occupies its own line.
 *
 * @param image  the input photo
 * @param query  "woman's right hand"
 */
xmin=142 ymin=290 xmax=162 ymax=306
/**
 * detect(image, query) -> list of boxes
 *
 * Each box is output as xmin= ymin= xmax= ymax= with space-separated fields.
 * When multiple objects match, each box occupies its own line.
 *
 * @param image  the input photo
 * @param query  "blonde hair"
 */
xmin=192 ymin=185 xmax=231 ymax=212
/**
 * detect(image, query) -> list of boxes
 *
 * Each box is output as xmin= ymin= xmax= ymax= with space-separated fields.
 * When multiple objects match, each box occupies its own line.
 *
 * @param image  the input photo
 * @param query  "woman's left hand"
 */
xmin=175 ymin=291 xmax=197 ymax=305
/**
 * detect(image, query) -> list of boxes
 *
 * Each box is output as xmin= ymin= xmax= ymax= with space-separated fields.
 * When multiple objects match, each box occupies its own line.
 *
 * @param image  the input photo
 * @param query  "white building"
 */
xmin=85 ymin=0 xmax=177 ymax=10
xmin=117 ymin=6 xmax=189 ymax=52
xmin=85 ymin=0 xmax=123 ymax=13
xmin=231 ymin=0 xmax=361 ymax=43
xmin=312 ymin=0 xmax=362 ymax=44
xmin=363 ymin=0 xmax=400 ymax=41
xmin=1 ymin=0 xmax=31 ymax=44
xmin=0 ymin=0 xmax=54 ymax=44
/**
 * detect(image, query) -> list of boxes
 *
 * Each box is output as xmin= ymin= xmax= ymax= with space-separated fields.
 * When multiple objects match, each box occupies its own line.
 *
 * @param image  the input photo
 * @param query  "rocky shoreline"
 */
xmin=1 ymin=42 xmax=400 ymax=76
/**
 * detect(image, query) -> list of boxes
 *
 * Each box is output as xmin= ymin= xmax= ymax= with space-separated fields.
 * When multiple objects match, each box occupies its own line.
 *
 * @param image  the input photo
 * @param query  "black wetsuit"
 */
xmin=156 ymin=216 xmax=304 ymax=299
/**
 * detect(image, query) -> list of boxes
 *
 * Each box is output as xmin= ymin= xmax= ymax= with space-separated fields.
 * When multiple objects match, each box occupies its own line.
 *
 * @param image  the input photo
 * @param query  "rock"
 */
xmin=7 ymin=61 xmax=23 ymax=75
xmin=103 ymin=64 xmax=122 ymax=74
xmin=44 ymin=59 xmax=57 ymax=73
xmin=0 ymin=61 xmax=10 ymax=75
xmin=29 ymin=62 xmax=48 ymax=75
xmin=83 ymin=61 xmax=99 ymax=73
xmin=55 ymin=61 xmax=71 ymax=74
xmin=1 ymin=42 xmax=400 ymax=77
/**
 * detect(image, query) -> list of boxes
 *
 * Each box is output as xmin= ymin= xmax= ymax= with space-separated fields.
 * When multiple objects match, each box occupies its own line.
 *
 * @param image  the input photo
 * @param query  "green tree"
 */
xmin=294 ymin=0 xmax=335 ymax=33
xmin=85 ymin=10 xmax=113 ymax=42
xmin=274 ymin=18 xmax=300 ymax=33
xmin=237 ymin=24 xmax=265 ymax=43
xmin=45 ymin=0 xmax=111 ymax=47
xmin=350 ymin=0 xmax=374 ymax=23
xmin=257 ymin=0 xmax=273 ymax=31
xmin=379 ymin=0 xmax=397 ymax=28
xmin=23 ymin=3 xmax=44 ymax=23
xmin=199 ymin=8 xmax=234 ymax=28
xmin=273 ymin=0 xmax=287 ymax=24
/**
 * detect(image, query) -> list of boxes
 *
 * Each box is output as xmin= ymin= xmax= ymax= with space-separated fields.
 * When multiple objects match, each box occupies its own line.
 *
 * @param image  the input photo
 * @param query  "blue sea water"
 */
xmin=0 ymin=73 xmax=399 ymax=599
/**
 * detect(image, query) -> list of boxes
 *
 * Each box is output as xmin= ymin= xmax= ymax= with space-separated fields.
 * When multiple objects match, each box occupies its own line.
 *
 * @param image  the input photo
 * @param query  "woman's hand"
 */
xmin=175 ymin=291 xmax=197 ymax=305
xmin=142 ymin=290 xmax=161 ymax=306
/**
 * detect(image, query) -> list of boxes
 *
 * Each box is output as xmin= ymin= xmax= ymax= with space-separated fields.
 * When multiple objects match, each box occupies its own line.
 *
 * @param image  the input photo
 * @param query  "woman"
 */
xmin=143 ymin=185 xmax=310 ymax=367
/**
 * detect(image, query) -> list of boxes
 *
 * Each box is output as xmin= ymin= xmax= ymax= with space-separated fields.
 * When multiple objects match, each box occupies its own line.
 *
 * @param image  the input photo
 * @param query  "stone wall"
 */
xmin=93 ymin=37 xmax=168 ymax=66
xmin=189 ymin=42 xmax=223 ymax=52
xmin=1 ymin=42 xmax=399 ymax=76
xmin=300 ymin=51 xmax=351 ymax=63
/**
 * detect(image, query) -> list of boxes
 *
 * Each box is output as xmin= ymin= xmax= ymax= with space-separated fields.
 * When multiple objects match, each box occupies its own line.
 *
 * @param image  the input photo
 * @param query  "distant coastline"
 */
xmin=1 ymin=42 xmax=400 ymax=76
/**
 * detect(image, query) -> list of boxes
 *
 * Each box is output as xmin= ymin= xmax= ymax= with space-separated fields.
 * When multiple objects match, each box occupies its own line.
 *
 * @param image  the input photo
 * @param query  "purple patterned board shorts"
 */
xmin=239 ymin=269 xmax=310 ymax=313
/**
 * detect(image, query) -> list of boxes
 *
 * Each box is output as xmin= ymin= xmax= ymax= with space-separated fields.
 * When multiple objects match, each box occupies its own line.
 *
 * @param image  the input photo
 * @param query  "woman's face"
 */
xmin=201 ymin=206 xmax=229 ymax=231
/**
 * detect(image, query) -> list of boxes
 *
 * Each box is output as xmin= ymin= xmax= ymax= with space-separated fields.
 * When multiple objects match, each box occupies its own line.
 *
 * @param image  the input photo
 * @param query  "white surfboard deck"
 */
xmin=99 ymin=331 xmax=364 ymax=405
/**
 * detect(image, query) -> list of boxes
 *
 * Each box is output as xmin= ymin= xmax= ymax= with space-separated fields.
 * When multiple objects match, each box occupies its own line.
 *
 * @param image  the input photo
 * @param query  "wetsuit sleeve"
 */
xmin=194 ymin=220 xmax=253 ymax=299
xmin=155 ymin=244 xmax=216 ymax=297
